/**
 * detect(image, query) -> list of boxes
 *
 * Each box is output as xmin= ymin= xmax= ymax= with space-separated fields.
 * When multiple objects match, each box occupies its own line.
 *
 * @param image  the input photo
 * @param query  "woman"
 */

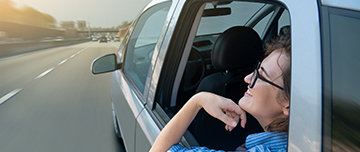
xmin=150 ymin=33 xmax=291 ymax=152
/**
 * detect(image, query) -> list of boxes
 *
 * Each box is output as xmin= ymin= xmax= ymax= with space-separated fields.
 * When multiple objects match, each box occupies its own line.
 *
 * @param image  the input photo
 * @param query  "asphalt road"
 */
xmin=0 ymin=41 xmax=125 ymax=152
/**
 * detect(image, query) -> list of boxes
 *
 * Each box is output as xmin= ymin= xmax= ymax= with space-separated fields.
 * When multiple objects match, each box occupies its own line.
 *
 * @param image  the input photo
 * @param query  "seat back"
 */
xmin=189 ymin=26 xmax=264 ymax=150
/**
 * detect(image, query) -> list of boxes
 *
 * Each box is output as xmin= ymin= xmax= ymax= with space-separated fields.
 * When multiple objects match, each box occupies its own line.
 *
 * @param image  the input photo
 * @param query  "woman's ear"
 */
xmin=282 ymin=101 xmax=290 ymax=116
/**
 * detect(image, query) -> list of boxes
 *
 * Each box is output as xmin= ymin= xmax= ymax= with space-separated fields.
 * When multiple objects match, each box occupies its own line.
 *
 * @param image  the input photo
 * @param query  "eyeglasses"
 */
xmin=249 ymin=62 xmax=284 ymax=90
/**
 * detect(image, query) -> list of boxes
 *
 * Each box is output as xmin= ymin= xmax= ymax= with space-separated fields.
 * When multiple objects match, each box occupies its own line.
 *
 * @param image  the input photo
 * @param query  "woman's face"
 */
xmin=238 ymin=49 xmax=289 ymax=128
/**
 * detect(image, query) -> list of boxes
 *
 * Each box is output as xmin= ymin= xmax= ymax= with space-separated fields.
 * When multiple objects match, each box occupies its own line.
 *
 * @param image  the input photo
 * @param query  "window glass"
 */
xmin=196 ymin=2 xmax=267 ymax=35
xmin=329 ymin=11 xmax=360 ymax=151
xmin=278 ymin=9 xmax=290 ymax=34
xmin=124 ymin=1 xmax=171 ymax=93
xmin=253 ymin=11 xmax=274 ymax=36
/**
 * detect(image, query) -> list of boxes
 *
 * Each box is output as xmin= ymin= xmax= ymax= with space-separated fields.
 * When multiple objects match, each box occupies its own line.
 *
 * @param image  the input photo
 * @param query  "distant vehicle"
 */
xmin=107 ymin=37 xmax=111 ymax=41
xmin=113 ymin=37 xmax=120 ymax=42
xmin=99 ymin=37 xmax=107 ymax=43
xmin=54 ymin=36 xmax=65 ymax=41
xmin=41 ymin=37 xmax=53 ymax=42
xmin=92 ymin=37 xmax=98 ymax=41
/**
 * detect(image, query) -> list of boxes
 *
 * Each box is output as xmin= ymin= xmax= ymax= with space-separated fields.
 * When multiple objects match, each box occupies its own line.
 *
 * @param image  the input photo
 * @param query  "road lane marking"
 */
xmin=70 ymin=54 xmax=75 ymax=58
xmin=0 ymin=88 xmax=22 ymax=105
xmin=58 ymin=59 xmax=68 ymax=65
xmin=35 ymin=67 xmax=55 ymax=79
xmin=111 ymin=43 xmax=119 ymax=48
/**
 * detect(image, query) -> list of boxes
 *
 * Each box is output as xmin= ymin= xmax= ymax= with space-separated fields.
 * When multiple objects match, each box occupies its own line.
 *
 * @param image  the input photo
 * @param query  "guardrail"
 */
xmin=0 ymin=39 xmax=89 ymax=59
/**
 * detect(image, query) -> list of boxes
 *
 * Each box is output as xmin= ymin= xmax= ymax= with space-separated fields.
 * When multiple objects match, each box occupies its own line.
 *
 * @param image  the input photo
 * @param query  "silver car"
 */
xmin=91 ymin=0 xmax=360 ymax=151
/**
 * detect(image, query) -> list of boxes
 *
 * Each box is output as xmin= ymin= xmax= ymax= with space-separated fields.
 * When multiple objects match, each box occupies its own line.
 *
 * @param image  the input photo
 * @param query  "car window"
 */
xmin=124 ymin=1 xmax=171 ymax=93
xmin=253 ymin=11 xmax=274 ymax=37
xmin=157 ymin=1 xmax=291 ymax=120
xmin=154 ymin=0 xmax=290 ymax=148
xmin=196 ymin=2 xmax=267 ymax=36
xmin=278 ymin=9 xmax=290 ymax=34
xmin=322 ymin=7 xmax=360 ymax=151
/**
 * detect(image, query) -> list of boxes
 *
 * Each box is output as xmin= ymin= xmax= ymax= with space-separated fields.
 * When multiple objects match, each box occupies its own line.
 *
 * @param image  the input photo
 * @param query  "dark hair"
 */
xmin=264 ymin=33 xmax=291 ymax=132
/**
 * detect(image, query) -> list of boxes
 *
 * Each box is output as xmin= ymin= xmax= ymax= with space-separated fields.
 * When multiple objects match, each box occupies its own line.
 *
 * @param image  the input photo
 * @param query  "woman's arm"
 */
xmin=150 ymin=92 xmax=247 ymax=152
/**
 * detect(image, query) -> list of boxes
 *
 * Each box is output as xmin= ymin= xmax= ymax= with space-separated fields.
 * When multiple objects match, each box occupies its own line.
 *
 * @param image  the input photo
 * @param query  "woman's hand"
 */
xmin=197 ymin=92 xmax=247 ymax=131
xmin=150 ymin=92 xmax=247 ymax=152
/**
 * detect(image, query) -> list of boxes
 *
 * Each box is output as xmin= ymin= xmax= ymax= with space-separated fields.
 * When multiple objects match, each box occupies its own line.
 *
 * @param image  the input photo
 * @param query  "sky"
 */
xmin=11 ymin=0 xmax=152 ymax=28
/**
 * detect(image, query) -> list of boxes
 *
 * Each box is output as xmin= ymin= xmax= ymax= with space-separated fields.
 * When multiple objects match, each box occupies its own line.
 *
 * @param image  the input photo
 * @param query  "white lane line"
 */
xmin=58 ymin=59 xmax=68 ymax=65
xmin=0 ymin=88 xmax=22 ymax=105
xmin=111 ymin=43 xmax=119 ymax=48
xmin=35 ymin=67 xmax=55 ymax=79
xmin=70 ymin=54 xmax=76 ymax=58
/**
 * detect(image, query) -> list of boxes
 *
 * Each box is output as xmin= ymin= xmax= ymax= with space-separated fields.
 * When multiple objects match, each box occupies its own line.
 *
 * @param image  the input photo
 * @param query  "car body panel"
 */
xmin=111 ymin=70 xmax=144 ymax=152
xmin=281 ymin=0 xmax=322 ymax=151
xmin=135 ymin=117 xmax=153 ymax=151
xmin=136 ymin=106 xmax=160 ymax=148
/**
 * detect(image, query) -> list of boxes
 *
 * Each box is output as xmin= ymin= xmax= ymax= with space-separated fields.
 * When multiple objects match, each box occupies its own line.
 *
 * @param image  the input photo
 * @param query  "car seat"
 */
xmin=188 ymin=26 xmax=264 ymax=150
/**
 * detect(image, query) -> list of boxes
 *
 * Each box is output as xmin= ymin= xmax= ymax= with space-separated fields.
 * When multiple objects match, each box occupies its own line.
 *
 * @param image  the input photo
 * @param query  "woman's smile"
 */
xmin=245 ymin=89 xmax=253 ymax=97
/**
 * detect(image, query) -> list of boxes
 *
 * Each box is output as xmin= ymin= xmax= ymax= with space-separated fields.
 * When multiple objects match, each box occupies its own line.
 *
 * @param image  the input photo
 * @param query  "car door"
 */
xmin=141 ymin=1 xmax=290 ymax=150
xmin=111 ymin=0 xmax=175 ymax=151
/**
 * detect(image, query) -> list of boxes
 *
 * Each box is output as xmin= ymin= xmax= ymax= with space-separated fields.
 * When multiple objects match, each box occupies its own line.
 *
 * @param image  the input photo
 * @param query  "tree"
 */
xmin=119 ymin=21 xmax=132 ymax=28
xmin=0 ymin=0 xmax=57 ymax=28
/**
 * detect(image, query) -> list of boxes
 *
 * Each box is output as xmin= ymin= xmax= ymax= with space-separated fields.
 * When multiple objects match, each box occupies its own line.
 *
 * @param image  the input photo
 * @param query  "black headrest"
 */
xmin=211 ymin=26 xmax=263 ymax=71
xmin=279 ymin=25 xmax=290 ymax=35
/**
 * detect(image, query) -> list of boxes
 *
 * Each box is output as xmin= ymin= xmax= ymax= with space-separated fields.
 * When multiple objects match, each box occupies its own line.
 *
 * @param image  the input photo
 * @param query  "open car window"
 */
xmin=153 ymin=0 xmax=290 ymax=148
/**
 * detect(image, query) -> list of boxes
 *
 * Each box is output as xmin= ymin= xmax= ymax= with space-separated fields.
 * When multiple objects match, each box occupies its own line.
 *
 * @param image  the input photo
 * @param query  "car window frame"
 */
xmin=321 ymin=5 xmax=360 ymax=151
xmin=151 ymin=0 xmax=292 ymax=147
xmin=121 ymin=0 xmax=173 ymax=103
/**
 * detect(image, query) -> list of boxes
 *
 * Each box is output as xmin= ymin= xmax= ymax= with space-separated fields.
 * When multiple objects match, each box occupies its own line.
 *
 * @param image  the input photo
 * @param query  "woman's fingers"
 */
xmin=200 ymin=93 xmax=247 ymax=129
xmin=225 ymin=111 xmax=239 ymax=131
xmin=239 ymin=110 xmax=247 ymax=128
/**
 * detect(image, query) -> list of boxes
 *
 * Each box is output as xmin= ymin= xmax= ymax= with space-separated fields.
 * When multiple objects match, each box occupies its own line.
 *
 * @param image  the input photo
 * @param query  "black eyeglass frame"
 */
xmin=249 ymin=62 xmax=284 ymax=90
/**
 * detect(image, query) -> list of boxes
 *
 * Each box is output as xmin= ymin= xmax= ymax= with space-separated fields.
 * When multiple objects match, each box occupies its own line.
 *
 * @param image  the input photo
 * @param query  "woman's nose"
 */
xmin=244 ymin=72 xmax=253 ymax=84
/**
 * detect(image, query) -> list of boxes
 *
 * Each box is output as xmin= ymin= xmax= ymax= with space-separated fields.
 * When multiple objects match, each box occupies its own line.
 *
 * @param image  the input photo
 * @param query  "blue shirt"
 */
xmin=167 ymin=132 xmax=288 ymax=152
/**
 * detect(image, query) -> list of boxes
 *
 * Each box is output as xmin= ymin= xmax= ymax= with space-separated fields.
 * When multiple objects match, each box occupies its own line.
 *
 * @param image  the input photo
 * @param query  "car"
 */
xmin=92 ymin=37 xmax=98 ymax=41
xmin=40 ymin=37 xmax=53 ymax=42
xmin=113 ymin=36 xmax=120 ymax=42
xmin=99 ymin=36 xmax=107 ymax=43
xmin=91 ymin=0 xmax=360 ymax=151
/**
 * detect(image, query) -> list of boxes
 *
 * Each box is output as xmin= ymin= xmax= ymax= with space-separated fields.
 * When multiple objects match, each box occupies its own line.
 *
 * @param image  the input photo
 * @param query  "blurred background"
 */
xmin=0 ymin=0 xmax=151 ymax=43
xmin=0 ymin=0 xmax=151 ymax=152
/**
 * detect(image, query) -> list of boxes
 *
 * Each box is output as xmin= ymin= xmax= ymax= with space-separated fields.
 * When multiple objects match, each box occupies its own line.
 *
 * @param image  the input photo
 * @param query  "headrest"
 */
xmin=279 ymin=25 xmax=290 ymax=35
xmin=211 ymin=26 xmax=263 ymax=71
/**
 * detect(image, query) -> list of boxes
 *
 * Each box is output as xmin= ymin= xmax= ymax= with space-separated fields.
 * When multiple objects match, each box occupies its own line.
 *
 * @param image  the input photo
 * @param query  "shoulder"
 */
xmin=247 ymin=144 xmax=287 ymax=152
xmin=168 ymin=144 xmax=227 ymax=152
xmin=245 ymin=132 xmax=288 ymax=152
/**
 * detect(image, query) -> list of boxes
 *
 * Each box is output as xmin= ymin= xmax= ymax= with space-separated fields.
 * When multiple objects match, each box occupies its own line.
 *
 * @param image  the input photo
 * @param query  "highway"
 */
xmin=0 ymin=41 xmax=125 ymax=152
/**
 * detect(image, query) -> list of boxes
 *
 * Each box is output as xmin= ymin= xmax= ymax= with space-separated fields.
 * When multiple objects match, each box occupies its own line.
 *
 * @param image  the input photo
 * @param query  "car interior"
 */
xmin=150 ymin=0 xmax=291 ymax=150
